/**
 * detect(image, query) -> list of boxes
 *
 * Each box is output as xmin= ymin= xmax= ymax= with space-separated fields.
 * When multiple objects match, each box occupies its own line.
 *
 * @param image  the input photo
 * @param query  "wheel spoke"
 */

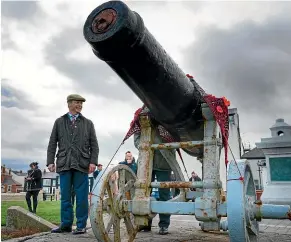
xmin=124 ymin=179 xmax=135 ymax=192
xmin=244 ymin=171 xmax=250 ymax=192
xmin=106 ymin=215 xmax=114 ymax=233
xmin=113 ymin=216 xmax=121 ymax=242
xmin=118 ymin=170 xmax=126 ymax=194
xmin=124 ymin=213 xmax=135 ymax=237
xmin=106 ymin=184 xmax=114 ymax=204
xmin=103 ymin=197 xmax=109 ymax=210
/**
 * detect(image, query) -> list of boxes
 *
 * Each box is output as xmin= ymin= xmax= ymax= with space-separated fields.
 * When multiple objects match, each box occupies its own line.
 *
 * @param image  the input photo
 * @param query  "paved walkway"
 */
xmin=260 ymin=218 xmax=291 ymax=234
xmin=6 ymin=215 xmax=291 ymax=242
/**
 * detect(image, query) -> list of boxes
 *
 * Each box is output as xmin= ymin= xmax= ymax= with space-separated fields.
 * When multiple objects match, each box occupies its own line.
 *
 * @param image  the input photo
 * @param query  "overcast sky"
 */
xmin=2 ymin=1 xmax=291 ymax=177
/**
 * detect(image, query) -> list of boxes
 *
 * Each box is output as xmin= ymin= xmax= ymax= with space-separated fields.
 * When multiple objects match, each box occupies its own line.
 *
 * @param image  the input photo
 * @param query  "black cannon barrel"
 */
xmin=84 ymin=1 xmax=205 ymax=153
xmin=83 ymin=1 xmax=203 ymax=125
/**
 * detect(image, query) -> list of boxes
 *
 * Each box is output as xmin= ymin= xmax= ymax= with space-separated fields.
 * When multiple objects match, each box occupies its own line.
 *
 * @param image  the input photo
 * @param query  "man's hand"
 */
xmin=26 ymin=177 xmax=32 ymax=180
xmin=48 ymin=164 xmax=55 ymax=172
xmin=89 ymin=164 xmax=96 ymax=174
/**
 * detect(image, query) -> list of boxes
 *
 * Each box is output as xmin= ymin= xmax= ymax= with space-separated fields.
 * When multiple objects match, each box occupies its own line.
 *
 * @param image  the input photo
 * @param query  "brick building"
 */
xmin=1 ymin=165 xmax=22 ymax=193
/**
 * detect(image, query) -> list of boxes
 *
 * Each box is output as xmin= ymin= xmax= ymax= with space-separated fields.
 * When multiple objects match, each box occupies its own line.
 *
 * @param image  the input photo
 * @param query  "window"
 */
xmin=8 ymin=185 xmax=11 ymax=192
xmin=43 ymin=187 xmax=50 ymax=193
xmin=42 ymin=179 xmax=51 ymax=186
xmin=277 ymin=131 xmax=284 ymax=136
xmin=52 ymin=180 xmax=56 ymax=187
xmin=229 ymin=115 xmax=235 ymax=125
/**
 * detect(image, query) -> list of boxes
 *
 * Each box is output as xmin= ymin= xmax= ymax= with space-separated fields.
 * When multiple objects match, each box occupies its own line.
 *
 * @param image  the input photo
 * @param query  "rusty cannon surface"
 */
xmin=83 ymin=1 xmax=291 ymax=242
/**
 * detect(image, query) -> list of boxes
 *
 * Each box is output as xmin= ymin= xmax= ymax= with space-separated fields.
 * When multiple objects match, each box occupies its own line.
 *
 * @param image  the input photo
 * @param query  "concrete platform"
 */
xmin=4 ymin=215 xmax=291 ymax=242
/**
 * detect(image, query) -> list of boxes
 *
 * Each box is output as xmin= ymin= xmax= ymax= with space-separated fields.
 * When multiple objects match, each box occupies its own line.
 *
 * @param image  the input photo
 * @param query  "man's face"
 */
xmin=192 ymin=172 xmax=196 ymax=177
xmin=68 ymin=100 xmax=83 ymax=114
xmin=98 ymin=166 xmax=102 ymax=171
xmin=125 ymin=152 xmax=133 ymax=163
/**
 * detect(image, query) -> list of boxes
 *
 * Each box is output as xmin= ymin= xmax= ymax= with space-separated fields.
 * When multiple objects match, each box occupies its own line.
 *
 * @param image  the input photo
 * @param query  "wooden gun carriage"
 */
xmin=83 ymin=1 xmax=291 ymax=241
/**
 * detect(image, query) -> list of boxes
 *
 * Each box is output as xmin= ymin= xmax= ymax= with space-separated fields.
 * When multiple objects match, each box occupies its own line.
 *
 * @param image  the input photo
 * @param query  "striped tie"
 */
xmin=72 ymin=115 xmax=77 ymax=125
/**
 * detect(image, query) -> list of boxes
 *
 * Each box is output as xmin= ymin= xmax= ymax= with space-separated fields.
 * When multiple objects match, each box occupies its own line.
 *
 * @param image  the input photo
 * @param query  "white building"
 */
xmin=241 ymin=147 xmax=265 ymax=190
xmin=256 ymin=118 xmax=291 ymax=206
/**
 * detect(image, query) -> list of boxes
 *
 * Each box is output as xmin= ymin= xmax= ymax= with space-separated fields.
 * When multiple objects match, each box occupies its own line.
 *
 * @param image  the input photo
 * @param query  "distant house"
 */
xmin=11 ymin=169 xmax=28 ymax=188
xmin=1 ymin=166 xmax=23 ymax=193
xmin=41 ymin=169 xmax=60 ymax=194
xmin=241 ymin=147 xmax=266 ymax=190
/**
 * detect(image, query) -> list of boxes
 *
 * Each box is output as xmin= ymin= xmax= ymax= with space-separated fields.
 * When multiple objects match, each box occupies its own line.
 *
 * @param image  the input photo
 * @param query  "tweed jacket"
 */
xmin=46 ymin=113 xmax=99 ymax=173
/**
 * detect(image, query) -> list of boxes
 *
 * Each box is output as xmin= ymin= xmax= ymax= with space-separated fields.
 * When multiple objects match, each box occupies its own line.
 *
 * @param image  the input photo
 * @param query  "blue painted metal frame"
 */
xmin=123 ymin=200 xmax=228 ymax=216
xmin=260 ymin=204 xmax=291 ymax=219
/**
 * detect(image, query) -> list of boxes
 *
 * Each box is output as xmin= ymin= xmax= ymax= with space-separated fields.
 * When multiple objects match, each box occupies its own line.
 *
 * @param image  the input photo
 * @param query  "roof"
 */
xmin=12 ymin=171 xmax=28 ymax=176
xmin=241 ymin=147 xmax=265 ymax=159
xmin=3 ymin=177 xmax=22 ymax=186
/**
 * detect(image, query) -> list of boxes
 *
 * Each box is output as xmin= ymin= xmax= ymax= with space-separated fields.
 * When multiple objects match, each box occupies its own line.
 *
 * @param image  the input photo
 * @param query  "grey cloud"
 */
xmin=1 ymin=1 xmax=42 ymax=20
xmin=1 ymin=107 xmax=50 ymax=151
xmin=1 ymin=1 xmax=46 ymax=50
xmin=1 ymin=79 xmax=39 ymax=110
xmin=183 ymin=14 xmax=291 ymax=138
xmin=1 ymin=27 xmax=17 ymax=50
xmin=44 ymin=27 xmax=135 ymax=101
xmin=179 ymin=1 xmax=206 ymax=12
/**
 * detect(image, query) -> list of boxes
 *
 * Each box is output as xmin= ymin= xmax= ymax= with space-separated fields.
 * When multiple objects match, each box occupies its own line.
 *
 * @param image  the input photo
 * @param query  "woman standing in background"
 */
xmin=25 ymin=162 xmax=42 ymax=214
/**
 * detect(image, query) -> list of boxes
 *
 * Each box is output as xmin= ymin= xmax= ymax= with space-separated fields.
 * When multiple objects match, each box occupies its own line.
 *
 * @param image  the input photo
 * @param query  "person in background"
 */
xmin=119 ymin=151 xmax=137 ymax=174
xmin=25 ymin=162 xmax=42 ymax=214
xmin=93 ymin=164 xmax=103 ymax=179
xmin=47 ymin=94 xmax=99 ymax=235
xmin=189 ymin=171 xmax=202 ymax=182
xmin=189 ymin=171 xmax=202 ymax=192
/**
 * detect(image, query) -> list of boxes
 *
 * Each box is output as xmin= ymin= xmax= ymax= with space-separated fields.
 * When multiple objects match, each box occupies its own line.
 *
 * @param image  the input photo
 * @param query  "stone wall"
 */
xmin=6 ymin=206 xmax=55 ymax=232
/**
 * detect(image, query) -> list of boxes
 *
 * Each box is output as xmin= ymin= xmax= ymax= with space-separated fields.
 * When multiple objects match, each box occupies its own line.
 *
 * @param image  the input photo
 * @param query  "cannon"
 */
xmin=83 ymin=1 xmax=291 ymax=241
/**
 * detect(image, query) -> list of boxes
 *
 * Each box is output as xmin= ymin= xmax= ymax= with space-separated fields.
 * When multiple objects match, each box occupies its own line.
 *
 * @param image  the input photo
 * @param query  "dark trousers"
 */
xmin=152 ymin=170 xmax=171 ymax=228
xmin=60 ymin=169 xmax=89 ymax=229
xmin=26 ymin=190 xmax=40 ymax=212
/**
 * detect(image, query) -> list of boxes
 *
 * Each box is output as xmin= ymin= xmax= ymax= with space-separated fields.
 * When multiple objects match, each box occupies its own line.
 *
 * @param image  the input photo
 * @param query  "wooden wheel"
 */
xmin=90 ymin=164 xmax=138 ymax=242
xmin=227 ymin=159 xmax=259 ymax=242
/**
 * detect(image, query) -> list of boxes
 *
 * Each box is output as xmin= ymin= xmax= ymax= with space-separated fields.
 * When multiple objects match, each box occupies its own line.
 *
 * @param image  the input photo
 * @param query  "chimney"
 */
xmin=9 ymin=168 xmax=11 ymax=175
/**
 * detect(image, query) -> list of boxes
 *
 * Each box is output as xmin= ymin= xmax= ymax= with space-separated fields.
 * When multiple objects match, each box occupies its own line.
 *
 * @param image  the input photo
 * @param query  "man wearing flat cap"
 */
xmin=47 ymin=94 xmax=99 ymax=235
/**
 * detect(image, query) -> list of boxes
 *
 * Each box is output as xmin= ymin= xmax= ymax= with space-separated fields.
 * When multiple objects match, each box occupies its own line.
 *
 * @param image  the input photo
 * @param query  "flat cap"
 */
xmin=67 ymin=94 xmax=86 ymax=102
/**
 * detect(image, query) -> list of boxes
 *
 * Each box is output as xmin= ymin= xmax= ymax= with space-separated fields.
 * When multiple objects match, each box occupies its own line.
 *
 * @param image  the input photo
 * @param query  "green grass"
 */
xmin=1 ymin=201 xmax=62 ymax=226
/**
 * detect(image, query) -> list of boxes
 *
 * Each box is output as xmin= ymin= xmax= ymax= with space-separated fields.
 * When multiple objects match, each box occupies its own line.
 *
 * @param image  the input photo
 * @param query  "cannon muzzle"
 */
xmin=84 ymin=1 xmax=205 ymax=152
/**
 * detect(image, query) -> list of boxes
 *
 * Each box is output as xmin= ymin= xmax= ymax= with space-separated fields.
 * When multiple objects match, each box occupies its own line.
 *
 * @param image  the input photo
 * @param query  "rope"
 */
xmin=176 ymin=149 xmax=189 ymax=180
